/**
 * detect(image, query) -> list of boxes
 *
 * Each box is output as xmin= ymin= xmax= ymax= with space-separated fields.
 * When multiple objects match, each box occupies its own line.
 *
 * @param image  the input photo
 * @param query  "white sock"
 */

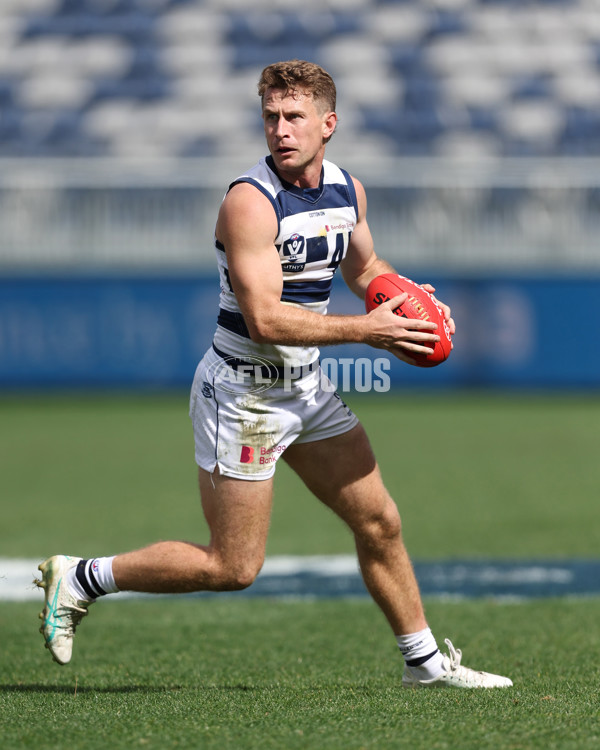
xmin=396 ymin=627 xmax=445 ymax=681
xmin=67 ymin=557 xmax=119 ymax=603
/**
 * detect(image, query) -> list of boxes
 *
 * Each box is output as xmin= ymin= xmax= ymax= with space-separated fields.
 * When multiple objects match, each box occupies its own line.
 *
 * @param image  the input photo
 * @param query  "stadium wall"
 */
xmin=1 ymin=273 xmax=598 ymax=390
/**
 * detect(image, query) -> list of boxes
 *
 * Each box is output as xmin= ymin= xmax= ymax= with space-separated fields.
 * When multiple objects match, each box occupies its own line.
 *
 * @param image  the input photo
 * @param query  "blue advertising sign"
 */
xmin=0 ymin=275 xmax=598 ymax=389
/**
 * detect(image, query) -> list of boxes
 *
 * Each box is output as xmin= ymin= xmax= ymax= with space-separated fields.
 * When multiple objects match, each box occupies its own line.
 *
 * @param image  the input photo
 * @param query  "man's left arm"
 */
xmin=340 ymin=177 xmax=394 ymax=299
xmin=341 ymin=176 xmax=455 ymax=336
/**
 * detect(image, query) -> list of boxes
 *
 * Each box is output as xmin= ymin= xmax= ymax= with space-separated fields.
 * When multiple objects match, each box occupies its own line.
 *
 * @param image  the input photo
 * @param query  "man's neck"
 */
xmin=268 ymin=156 xmax=325 ymax=190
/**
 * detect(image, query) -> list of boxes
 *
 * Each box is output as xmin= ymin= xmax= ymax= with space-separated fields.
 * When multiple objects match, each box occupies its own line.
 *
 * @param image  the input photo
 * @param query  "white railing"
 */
xmin=0 ymin=157 xmax=599 ymax=273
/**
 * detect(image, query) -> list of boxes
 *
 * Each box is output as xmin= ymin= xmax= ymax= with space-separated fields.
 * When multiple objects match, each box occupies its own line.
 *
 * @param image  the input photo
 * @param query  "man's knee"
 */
xmin=212 ymin=556 xmax=264 ymax=591
xmin=356 ymin=498 xmax=402 ymax=547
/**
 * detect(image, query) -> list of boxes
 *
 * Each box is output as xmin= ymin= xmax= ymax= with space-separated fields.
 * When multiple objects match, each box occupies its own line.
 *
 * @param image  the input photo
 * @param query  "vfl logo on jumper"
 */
xmin=281 ymin=233 xmax=306 ymax=272
xmin=282 ymin=233 xmax=305 ymax=260
xmin=240 ymin=444 xmax=286 ymax=464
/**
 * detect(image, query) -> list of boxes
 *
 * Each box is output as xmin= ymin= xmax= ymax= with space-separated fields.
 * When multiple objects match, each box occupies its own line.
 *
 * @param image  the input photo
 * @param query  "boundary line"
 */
xmin=2 ymin=557 xmax=600 ymax=602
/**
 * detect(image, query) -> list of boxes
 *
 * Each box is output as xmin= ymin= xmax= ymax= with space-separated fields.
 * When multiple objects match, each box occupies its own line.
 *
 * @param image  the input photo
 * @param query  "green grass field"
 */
xmin=1 ymin=392 xmax=599 ymax=749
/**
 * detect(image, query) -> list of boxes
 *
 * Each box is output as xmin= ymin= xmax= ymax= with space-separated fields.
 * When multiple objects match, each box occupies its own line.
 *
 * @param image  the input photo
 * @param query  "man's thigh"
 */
xmin=282 ymin=423 xmax=392 ymax=528
xmin=199 ymin=467 xmax=274 ymax=568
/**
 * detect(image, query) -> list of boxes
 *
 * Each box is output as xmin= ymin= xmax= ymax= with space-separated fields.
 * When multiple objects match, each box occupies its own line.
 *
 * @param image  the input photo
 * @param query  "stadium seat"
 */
xmin=1 ymin=0 xmax=600 ymax=158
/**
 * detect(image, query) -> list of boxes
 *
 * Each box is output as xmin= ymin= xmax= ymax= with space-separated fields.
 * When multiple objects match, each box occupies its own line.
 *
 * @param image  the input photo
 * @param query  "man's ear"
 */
xmin=323 ymin=111 xmax=338 ymax=141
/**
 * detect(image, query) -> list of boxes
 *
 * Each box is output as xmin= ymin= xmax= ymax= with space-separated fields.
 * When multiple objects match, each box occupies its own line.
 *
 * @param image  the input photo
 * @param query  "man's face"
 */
xmin=262 ymin=86 xmax=336 ymax=185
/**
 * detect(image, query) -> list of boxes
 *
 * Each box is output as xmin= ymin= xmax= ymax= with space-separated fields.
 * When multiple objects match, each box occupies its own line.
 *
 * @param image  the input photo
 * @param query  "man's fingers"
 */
xmin=380 ymin=292 xmax=408 ymax=311
xmin=377 ymin=293 xmax=438 ymax=331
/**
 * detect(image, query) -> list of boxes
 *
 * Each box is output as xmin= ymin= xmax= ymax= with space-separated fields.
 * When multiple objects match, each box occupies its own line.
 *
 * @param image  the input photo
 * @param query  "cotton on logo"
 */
xmin=240 ymin=446 xmax=254 ymax=463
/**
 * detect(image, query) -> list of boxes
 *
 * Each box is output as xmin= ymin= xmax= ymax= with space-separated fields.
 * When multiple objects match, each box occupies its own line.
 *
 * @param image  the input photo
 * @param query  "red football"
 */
xmin=365 ymin=273 xmax=452 ymax=367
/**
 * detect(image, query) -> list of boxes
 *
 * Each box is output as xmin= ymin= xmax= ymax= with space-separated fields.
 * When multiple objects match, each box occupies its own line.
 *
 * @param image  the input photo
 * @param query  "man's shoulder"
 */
xmin=219 ymin=161 xmax=279 ymax=230
xmin=322 ymin=159 xmax=359 ymax=213
xmin=322 ymin=158 xmax=352 ymax=187
xmin=227 ymin=157 xmax=281 ymax=203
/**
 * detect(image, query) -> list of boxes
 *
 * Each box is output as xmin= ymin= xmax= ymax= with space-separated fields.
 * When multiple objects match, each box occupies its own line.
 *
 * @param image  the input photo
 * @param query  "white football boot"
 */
xmin=402 ymin=638 xmax=513 ymax=689
xmin=35 ymin=555 xmax=92 ymax=665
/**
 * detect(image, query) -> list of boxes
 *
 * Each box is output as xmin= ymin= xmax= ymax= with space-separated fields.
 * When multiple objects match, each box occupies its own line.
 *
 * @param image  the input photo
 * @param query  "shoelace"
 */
xmin=442 ymin=638 xmax=492 ymax=687
xmin=444 ymin=638 xmax=463 ymax=668
xmin=53 ymin=603 xmax=89 ymax=635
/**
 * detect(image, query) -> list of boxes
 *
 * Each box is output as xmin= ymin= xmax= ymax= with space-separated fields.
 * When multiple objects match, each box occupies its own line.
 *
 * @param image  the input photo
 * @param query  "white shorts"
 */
xmin=189 ymin=346 xmax=359 ymax=480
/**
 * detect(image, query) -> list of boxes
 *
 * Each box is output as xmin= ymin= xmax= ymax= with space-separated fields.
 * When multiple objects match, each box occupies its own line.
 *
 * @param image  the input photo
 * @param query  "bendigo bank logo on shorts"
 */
xmin=240 ymin=444 xmax=286 ymax=464
xmin=240 ymin=445 xmax=254 ymax=463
